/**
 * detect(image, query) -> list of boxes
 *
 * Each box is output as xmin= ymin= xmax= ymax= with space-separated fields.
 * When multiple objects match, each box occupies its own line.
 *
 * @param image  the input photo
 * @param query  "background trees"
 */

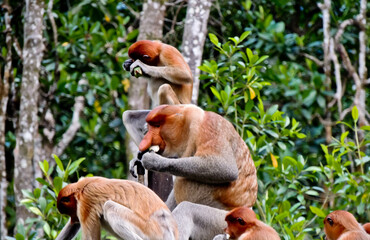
xmin=0 ymin=0 xmax=368 ymax=239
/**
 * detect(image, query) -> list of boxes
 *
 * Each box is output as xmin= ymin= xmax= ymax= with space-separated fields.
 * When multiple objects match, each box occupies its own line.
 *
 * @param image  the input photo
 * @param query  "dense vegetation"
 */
xmin=1 ymin=0 xmax=369 ymax=239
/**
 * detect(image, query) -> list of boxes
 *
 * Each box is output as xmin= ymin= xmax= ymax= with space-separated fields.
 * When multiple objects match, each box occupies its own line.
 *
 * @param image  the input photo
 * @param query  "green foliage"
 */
xmin=200 ymin=32 xmax=369 ymax=239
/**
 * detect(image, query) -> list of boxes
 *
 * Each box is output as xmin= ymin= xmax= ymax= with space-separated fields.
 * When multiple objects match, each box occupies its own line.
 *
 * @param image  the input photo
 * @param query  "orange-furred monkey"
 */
xmin=363 ymin=223 xmax=370 ymax=234
xmin=55 ymin=177 xmax=178 ymax=240
xmin=123 ymin=40 xmax=193 ymax=106
xmin=213 ymin=207 xmax=280 ymax=240
xmin=127 ymin=104 xmax=257 ymax=240
xmin=324 ymin=210 xmax=370 ymax=240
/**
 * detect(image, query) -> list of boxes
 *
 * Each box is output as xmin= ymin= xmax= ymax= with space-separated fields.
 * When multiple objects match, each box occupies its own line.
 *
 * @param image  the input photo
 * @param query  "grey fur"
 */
xmin=55 ymin=218 xmax=80 ymax=240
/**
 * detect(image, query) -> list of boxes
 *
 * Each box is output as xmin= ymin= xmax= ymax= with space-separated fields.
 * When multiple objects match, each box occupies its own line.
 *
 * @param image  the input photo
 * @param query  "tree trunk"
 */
xmin=13 ymin=0 xmax=44 ymax=224
xmin=0 ymin=1 xmax=12 ymax=237
xmin=182 ymin=0 xmax=212 ymax=104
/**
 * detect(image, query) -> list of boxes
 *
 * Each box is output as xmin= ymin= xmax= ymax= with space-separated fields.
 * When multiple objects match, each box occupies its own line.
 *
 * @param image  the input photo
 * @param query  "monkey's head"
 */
xmin=363 ymin=223 xmax=370 ymax=234
xmin=57 ymin=184 xmax=79 ymax=223
xmin=324 ymin=210 xmax=360 ymax=240
xmin=224 ymin=207 xmax=256 ymax=239
xmin=127 ymin=40 xmax=162 ymax=66
xmin=139 ymin=105 xmax=203 ymax=156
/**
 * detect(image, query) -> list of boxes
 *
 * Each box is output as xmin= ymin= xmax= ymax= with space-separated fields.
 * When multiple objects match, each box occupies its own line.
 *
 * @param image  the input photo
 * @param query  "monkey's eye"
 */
xmin=142 ymin=55 xmax=150 ymax=59
xmin=327 ymin=217 xmax=334 ymax=226
xmin=237 ymin=217 xmax=246 ymax=226
xmin=61 ymin=197 xmax=70 ymax=203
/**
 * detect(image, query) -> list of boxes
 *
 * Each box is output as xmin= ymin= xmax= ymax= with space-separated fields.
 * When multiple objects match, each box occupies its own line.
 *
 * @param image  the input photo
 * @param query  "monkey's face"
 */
xmin=57 ymin=187 xmax=79 ymax=223
xmin=224 ymin=216 xmax=247 ymax=239
xmin=128 ymin=40 xmax=160 ymax=66
xmin=324 ymin=215 xmax=343 ymax=240
xmin=139 ymin=105 xmax=188 ymax=156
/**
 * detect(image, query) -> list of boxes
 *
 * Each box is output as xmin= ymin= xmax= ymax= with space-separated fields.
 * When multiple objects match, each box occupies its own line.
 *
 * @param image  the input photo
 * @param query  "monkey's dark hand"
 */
xmin=141 ymin=152 xmax=169 ymax=172
xmin=129 ymin=60 xmax=150 ymax=78
xmin=129 ymin=158 xmax=142 ymax=178
xmin=123 ymin=59 xmax=133 ymax=71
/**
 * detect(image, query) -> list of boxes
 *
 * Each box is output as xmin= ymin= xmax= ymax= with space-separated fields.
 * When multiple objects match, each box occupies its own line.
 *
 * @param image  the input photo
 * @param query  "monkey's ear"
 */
xmin=122 ymin=110 xmax=150 ymax=146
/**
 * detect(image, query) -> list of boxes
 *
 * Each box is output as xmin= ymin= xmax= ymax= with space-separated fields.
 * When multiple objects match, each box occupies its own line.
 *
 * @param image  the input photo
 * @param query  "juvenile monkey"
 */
xmin=56 ymin=177 xmax=178 ymax=240
xmin=123 ymin=40 xmax=193 ymax=106
xmin=128 ymin=104 xmax=258 ymax=239
xmin=213 ymin=207 xmax=280 ymax=240
xmin=324 ymin=210 xmax=370 ymax=240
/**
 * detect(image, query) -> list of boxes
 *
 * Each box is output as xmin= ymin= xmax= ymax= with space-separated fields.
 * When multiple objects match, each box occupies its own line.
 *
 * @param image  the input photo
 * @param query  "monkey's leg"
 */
xmin=104 ymin=200 xmax=177 ymax=240
xmin=103 ymin=200 xmax=145 ymax=240
xmin=122 ymin=110 xmax=150 ymax=146
xmin=158 ymin=84 xmax=180 ymax=105
xmin=172 ymin=201 xmax=227 ymax=240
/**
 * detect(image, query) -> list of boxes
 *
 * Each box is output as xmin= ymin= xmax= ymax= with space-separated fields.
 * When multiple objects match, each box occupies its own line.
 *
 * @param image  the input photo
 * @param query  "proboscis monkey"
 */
xmin=127 ymin=104 xmax=258 ymax=239
xmin=213 ymin=207 xmax=280 ymax=240
xmin=123 ymin=40 xmax=193 ymax=106
xmin=363 ymin=223 xmax=370 ymax=234
xmin=56 ymin=176 xmax=178 ymax=240
xmin=324 ymin=210 xmax=370 ymax=240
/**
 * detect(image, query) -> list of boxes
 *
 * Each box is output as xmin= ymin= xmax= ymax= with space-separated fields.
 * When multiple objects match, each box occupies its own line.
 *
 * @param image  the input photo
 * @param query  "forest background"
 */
xmin=0 ymin=0 xmax=369 ymax=239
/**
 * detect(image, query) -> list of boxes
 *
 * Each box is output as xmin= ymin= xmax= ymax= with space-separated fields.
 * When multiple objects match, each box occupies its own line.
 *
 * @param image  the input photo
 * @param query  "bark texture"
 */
xmin=0 ymin=1 xmax=13 ymax=237
xmin=182 ymin=0 xmax=212 ymax=104
xmin=13 ymin=0 xmax=45 ymax=224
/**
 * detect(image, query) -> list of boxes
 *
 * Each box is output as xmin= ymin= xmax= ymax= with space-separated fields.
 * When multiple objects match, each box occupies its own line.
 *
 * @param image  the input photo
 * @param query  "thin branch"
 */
xmin=334 ymin=19 xmax=354 ymax=44
xmin=52 ymin=79 xmax=86 ymax=156
xmin=12 ymin=38 xmax=22 ymax=59
xmin=328 ymin=38 xmax=342 ymax=111
xmin=302 ymin=53 xmax=324 ymax=67
xmin=337 ymin=44 xmax=362 ymax=88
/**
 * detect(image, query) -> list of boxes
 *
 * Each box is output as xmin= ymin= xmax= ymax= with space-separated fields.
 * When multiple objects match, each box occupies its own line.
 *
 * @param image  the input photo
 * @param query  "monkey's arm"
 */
xmin=141 ymin=152 xmax=238 ymax=184
xmin=55 ymin=218 xmax=81 ymax=240
xmin=122 ymin=110 xmax=150 ymax=146
xmin=130 ymin=60 xmax=192 ymax=85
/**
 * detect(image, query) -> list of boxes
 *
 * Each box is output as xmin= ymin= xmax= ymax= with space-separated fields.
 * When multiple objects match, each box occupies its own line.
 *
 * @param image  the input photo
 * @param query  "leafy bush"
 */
xmin=199 ymin=32 xmax=369 ymax=239
xmin=6 ymin=155 xmax=87 ymax=240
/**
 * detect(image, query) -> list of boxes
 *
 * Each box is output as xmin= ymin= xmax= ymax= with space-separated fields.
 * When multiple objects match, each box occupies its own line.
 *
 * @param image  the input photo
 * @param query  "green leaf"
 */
xmin=53 ymin=154 xmax=64 ymax=172
xmin=340 ymin=131 xmax=349 ymax=144
xmin=239 ymin=31 xmax=251 ymax=43
xmin=352 ymin=106 xmax=359 ymax=123
xmin=67 ymin=157 xmax=86 ymax=175
xmin=54 ymin=176 xmax=63 ymax=194
xmin=29 ymin=207 xmax=43 ymax=217
xmin=44 ymin=222 xmax=51 ymax=237
xmin=254 ymin=55 xmax=269 ymax=65
xmin=209 ymin=33 xmax=219 ymax=47
xmin=360 ymin=125 xmax=370 ymax=131
xmin=310 ymin=206 xmax=326 ymax=218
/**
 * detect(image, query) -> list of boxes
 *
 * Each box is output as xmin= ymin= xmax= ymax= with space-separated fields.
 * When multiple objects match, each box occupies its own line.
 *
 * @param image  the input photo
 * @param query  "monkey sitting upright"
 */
xmin=126 ymin=104 xmax=258 ymax=240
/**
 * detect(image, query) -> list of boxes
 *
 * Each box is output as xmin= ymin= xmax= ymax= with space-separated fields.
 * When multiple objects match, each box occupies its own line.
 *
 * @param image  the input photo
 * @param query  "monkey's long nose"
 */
xmin=139 ymin=133 xmax=152 ymax=152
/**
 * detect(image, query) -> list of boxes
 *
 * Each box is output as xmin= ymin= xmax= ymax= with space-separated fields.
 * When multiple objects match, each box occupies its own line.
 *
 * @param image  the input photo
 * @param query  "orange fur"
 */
xmin=139 ymin=104 xmax=257 ymax=210
xmin=363 ymin=223 xmax=370 ymax=234
xmin=57 ymin=177 xmax=178 ymax=239
xmin=126 ymin=40 xmax=193 ymax=105
xmin=324 ymin=210 xmax=370 ymax=240
xmin=224 ymin=207 xmax=280 ymax=240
